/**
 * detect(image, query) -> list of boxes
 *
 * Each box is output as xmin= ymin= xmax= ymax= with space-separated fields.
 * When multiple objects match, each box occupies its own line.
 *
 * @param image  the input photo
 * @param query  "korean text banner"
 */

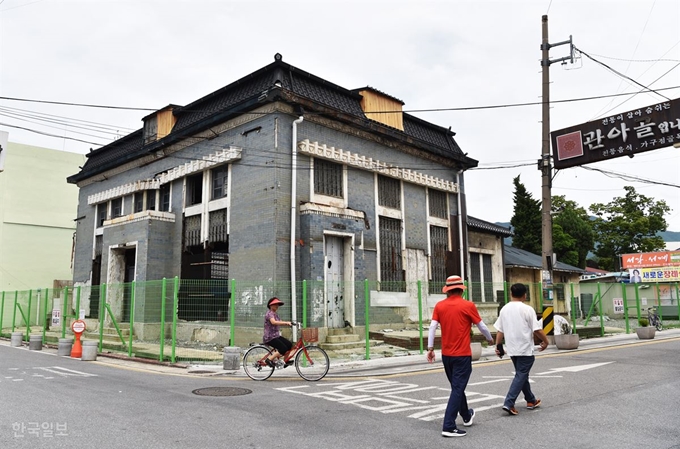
xmin=640 ymin=267 xmax=680 ymax=283
xmin=551 ymin=97 xmax=680 ymax=169
xmin=622 ymin=251 xmax=680 ymax=269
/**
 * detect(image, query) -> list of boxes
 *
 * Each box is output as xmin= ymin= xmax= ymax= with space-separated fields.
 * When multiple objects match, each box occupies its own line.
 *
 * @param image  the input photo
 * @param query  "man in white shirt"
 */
xmin=494 ymin=283 xmax=549 ymax=416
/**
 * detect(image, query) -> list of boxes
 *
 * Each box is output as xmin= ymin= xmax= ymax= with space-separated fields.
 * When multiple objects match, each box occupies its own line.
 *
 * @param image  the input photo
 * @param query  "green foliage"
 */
xmin=552 ymin=196 xmax=594 ymax=269
xmin=638 ymin=317 xmax=649 ymax=327
xmin=510 ymin=175 xmax=542 ymax=255
xmin=589 ymin=186 xmax=670 ymax=271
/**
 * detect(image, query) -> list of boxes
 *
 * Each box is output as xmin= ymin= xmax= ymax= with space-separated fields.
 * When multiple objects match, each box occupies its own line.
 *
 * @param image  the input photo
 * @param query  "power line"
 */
xmin=0 ymin=122 xmax=106 ymax=146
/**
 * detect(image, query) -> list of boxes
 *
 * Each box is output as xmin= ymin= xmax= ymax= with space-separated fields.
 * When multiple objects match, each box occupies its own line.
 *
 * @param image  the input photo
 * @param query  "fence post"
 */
xmin=42 ymin=288 xmax=49 ymax=341
xmin=229 ymin=279 xmax=236 ymax=346
xmin=417 ymin=280 xmax=423 ymax=355
xmin=12 ymin=290 xmax=18 ymax=332
xmin=503 ymin=281 xmax=509 ymax=304
xmin=596 ymin=282 xmax=604 ymax=337
xmin=160 ymin=278 xmax=167 ymax=362
xmin=75 ymin=286 xmax=81 ymax=320
xmin=129 ymin=281 xmax=136 ymax=358
xmin=61 ymin=286 xmax=68 ymax=339
xmin=634 ymin=283 xmax=641 ymax=322
xmin=364 ymin=279 xmax=370 ymax=360
xmin=654 ymin=283 xmax=663 ymax=322
xmin=570 ymin=283 xmax=576 ymax=332
xmin=171 ymin=277 xmax=179 ymax=363
xmin=676 ymin=283 xmax=680 ymax=323
xmin=99 ymin=284 xmax=106 ymax=351
xmin=622 ymin=283 xmax=630 ymax=334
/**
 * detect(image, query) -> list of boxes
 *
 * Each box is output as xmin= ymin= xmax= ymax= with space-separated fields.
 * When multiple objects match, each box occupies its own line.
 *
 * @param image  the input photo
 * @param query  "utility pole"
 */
xmin=540 ymin=15 xmax=573 ymax=334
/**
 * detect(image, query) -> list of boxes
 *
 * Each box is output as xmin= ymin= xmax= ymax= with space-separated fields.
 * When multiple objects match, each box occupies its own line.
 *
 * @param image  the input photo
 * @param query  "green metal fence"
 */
xmin=2 ymin=279 xmax=678 ymax=364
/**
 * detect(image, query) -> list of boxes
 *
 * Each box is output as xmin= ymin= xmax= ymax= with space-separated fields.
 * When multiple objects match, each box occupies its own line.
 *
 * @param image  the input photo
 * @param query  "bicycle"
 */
xmin=647 ymin=307 xmax=663 ymax=331
xmin=242 ymin=322 xmax=329 ymax=381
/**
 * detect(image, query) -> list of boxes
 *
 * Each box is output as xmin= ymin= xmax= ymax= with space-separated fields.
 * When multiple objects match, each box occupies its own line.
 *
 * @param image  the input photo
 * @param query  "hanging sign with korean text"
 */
xmin=621 ymin=251 xmax=680 ymax=269
xmin=551 ymin=97 xmax=680 ymax=169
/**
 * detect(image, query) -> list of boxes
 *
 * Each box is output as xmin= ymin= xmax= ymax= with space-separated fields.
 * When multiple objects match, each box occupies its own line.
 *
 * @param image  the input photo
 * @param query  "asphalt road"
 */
xmin=2 ymin=338 xmax=679 ymax=449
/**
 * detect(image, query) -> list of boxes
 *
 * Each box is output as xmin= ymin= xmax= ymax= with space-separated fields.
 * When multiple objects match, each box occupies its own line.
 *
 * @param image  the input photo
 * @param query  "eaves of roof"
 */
xmin=504 ymin=245 xmax=585 ymax=274
xmin=467 ymin=216 xmax=513 ymax=236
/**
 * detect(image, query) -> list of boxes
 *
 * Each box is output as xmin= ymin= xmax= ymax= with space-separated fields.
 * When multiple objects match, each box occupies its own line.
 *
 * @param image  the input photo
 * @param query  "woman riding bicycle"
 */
xmin=263 ymin=297 xmax=293 ymax=367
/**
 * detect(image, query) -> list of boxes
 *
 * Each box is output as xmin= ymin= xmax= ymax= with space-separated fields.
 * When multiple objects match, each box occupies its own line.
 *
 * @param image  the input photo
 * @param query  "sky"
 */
xmin=1 ymin=0 xmax=679 ymax=232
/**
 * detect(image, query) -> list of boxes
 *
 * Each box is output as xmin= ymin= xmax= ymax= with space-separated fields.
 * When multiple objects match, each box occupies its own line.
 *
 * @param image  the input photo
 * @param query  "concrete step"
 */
xmin=327 ymin=327 xmax=355 ymax=336
xmin=325 ymin=333 xmax=361 ymax=344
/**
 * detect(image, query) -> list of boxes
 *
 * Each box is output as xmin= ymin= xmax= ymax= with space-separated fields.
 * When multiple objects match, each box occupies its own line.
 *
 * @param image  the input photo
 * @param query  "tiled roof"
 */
xmin=69 ymin=54 xmax=477 ymax=183
xmin=504 ymin=245 xmax=585 ymax=274
xmin=467 ymin=216 xmax=513 ymax=236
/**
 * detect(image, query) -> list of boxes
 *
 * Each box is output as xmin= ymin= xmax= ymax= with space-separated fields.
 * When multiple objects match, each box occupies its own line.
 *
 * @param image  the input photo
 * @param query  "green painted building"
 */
xmin=0 ymin=136 xmax=83 ymax=294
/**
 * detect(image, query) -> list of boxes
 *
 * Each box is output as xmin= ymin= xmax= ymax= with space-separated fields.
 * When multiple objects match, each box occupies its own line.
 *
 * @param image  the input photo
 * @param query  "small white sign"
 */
xmin=613 ymin=298 xmax=624 ymax=314
xmin=51 ymin=310 xmax=60 ymax=326
xmin=79 ymin=309 xmax=86 ymax=320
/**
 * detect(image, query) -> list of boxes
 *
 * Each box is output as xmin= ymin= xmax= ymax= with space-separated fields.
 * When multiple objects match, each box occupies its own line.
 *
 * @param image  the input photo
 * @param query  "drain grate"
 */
xmin=192 ymin=387 xmax=252 ymax=397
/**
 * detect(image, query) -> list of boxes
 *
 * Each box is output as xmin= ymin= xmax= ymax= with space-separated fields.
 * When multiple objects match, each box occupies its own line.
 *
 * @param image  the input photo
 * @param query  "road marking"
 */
xmin=535 ymin=362 xmax=614 ymax=375
xmin=469 ymin=379 xmax=510 ymax=386
xmin=33 ymin=367 xmax=97 ymax=377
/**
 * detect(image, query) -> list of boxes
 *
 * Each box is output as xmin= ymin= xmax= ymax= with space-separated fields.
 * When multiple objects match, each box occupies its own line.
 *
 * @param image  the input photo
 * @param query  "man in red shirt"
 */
xmin=427 ymin=275 xmax=493 ymax=437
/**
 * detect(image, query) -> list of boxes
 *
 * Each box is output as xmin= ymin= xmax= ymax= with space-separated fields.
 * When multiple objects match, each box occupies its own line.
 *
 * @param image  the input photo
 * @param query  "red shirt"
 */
xmin=432 ymin=294 xmax=482 ymax=357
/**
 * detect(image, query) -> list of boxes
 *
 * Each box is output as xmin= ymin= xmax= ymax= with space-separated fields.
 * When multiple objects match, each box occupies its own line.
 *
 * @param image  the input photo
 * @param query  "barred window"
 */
xmin=378 ymin=175 xmax=401 ymax=209
xmin=183 ymin=215 xmax=202 ymax=248
xmin=555 ymin=284 xmax=565 ymax=301
xmin=111 ymin=198 xmax=123 ymax=218
xmin=133 ymin=192 xmax=144 ymax=213
xmin=314 ymin=159 xmax=343 ymax=198
xmin=96 ymin=203 xmax=108 ymax=227
xmin=379 ymin=216 xmax=404 ymax=291
xmin=209 ymin=209 xmax=228 ymax=243
xmin=429 ymin=190 xmax=447 ymax=218
xmin=429 ymin=225 xmax=448 ymax=294
xmin=211 ymin=166 xmax=228 ymax=200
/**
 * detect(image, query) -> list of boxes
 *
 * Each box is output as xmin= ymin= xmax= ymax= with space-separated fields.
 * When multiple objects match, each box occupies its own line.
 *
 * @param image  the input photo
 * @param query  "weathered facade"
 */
xmin=67 ymin=54 xmax=478 ymax=338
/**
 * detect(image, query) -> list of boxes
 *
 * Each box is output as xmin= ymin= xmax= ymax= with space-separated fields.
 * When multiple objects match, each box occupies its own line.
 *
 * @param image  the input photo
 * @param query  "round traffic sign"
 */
xmin=71 ymin=319 xmax=86 ymax=334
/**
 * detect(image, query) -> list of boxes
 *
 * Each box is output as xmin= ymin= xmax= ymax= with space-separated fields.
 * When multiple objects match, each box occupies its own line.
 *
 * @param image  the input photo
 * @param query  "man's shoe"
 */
xmin=284 ymin=360 xmax=294 ymax=367
xmin=526 ymin=399 xmax=541 ymax=410
xmin=463 ymin=409 xmax=475 ymax=427
xmin=502 ymin=406 xmax=519 ymax=416
xmin=441 ymin=429 xmax=466 ymax=437
xmin=264 ymin=359 xmax=275 ymax=368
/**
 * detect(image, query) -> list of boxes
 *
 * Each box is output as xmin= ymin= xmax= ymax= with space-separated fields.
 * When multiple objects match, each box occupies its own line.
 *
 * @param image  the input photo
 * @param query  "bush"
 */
xmin=638 ymin=317 xmax=649 ymax=327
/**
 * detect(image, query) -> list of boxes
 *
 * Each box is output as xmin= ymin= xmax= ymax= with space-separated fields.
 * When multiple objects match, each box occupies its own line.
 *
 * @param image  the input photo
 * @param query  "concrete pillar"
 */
xmin=11 ymin=332 xmax=23 ymax=347
xmin=223 ymin=346 xmax=241 ymax=370
xmin=58 ymin=338 xmax=73 ymax=356
xmin=81 ymin=340 xmax=98 ymax=361
xmin=29 ymin=334 xmax=43 ymax=351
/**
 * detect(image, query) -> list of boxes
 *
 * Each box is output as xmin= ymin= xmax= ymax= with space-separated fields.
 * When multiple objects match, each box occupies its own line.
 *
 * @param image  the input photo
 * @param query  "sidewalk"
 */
xmin=3 ymin=327 xmax=679 ymax=379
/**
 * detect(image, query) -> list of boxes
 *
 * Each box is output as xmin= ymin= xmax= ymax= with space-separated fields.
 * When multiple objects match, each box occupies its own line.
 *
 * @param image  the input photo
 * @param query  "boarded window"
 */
xmin=429 ymin=190 xmax=447 ymax=218
xmin=211 ymin=166 xmax=228 ymax=200
xmin=314 ymin=159 xmax=343 ymax=198
xmin=379 ymin=216 xmax=405 ymax=291
xmin=482 ymin=254 xmax=494 ymax=302
xmin=429 ymin=225 xmax=448 ymax=293
xmin=186 ymin=173 xmax=203 ymax=206
xmin=143 ymin=116 xmax=158 ymax=145
xmin=470 ymin=252 xmax=481 ymax=301
xmin=378 ymin=175 xmax=401 ymax=209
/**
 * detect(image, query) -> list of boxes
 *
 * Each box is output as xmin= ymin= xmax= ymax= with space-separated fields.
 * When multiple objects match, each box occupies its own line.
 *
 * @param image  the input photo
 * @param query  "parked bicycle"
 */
xmin=243 ymin=322 xmax=329 ymax=381
xmin=647 ymin=306 xmax=663 ymax=331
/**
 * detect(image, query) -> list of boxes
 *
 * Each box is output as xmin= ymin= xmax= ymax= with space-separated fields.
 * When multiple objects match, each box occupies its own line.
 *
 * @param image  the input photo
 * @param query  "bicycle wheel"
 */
xmin=295 ymin=345 xmax=329 ymax=381
xmin=243 ymin=346 xmax=274 ymax=381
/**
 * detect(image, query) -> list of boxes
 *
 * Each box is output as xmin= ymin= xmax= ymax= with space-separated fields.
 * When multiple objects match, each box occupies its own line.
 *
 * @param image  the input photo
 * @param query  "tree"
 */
xmin=510 ymin=175 xmax=542 ymax=255
xmin=552 ymin=195 xmax=594 ymax=269
xmin=589 ymin=186 xmax=670 ymax=271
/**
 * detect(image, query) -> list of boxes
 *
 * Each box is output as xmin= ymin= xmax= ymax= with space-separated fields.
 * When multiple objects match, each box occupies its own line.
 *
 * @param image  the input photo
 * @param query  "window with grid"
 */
xmin=429 ymin=190 xmax=447 ymax=218
xmin=378 ymin=175 xmax=401 ymax=209
xmin=211 ymin=166 xmax=228 ymax=200
xmin=209 ymin=209 xmax=228 ymax=243
xmin=469 ymin=252 xmax=481 ymax=301
xmin=314 ymin=159 xmax=343 ymax=198
xmin=96 ymin=203 xmax=108 ymax=227
xmin=159 ymin=184 xmax=171 ymax=212
xmin=133 ymin=192 xmax=144 ymax=213
xmin=482 ymin=254 xmax=494 ymax=302
xmin=111 ymin=198 xmax=123 ymax=218
xmin=146 ymin=190 xmax=156 ymax=211
xmin=183 ymin=215 xmax=202 ymax=248
xmin=379 ymin=216 xmax=405 ymax=291
xmin=429 ymin=225 xmax=448 ymax=293
xmin=554 ymin=284 xmax=565 ymax=300
xmin=186 ymin=173 xmax=203 ymax=206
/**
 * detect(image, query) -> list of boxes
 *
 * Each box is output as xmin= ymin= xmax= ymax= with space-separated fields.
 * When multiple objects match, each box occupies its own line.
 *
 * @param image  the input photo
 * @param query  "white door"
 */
xmin=325 ymin=236 xmax=345 ymax=328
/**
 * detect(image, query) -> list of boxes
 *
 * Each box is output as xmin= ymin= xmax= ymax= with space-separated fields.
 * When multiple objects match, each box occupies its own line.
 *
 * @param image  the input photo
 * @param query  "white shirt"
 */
xmin=493 ymin=301 xmax=542 ymax=356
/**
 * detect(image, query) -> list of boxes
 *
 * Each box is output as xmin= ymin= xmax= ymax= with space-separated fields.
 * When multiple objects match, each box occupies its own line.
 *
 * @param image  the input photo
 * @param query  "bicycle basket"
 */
xmin=301 ymin=327 xmax=319 ymax=342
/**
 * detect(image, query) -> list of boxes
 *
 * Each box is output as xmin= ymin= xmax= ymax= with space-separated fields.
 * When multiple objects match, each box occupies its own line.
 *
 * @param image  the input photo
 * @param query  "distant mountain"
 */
xmin=494 ymin=222 xmax=680 ymax=247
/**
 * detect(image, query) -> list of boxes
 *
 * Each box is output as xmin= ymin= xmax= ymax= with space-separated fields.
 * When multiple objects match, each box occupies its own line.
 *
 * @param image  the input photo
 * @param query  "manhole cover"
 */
xmin=192 ymin=387 xmax=252 ymax=397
